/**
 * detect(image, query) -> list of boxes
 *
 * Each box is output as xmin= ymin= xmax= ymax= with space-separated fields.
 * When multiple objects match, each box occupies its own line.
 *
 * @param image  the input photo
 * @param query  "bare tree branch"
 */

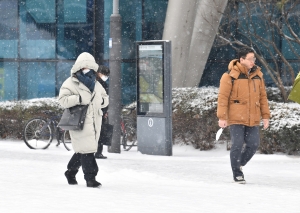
xmin=215 ymin=0 xmax=300 ymax=102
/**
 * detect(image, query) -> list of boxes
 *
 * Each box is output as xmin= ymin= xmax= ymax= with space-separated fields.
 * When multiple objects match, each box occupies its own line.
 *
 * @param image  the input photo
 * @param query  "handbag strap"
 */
xmin=89 ymin=93 xmax=96 ymax=104
xmin=90 ymin=93 xmax=95 ymax=102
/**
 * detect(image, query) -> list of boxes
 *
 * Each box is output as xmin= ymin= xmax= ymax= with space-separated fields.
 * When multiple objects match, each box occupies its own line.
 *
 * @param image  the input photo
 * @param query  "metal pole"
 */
xmin=113 ymin=0 xmax=119 ymax=14
xmin=108 ymin=0 xmax=122 ymax=153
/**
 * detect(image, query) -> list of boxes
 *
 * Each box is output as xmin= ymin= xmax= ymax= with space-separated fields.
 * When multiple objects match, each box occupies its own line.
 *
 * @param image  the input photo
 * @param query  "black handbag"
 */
xmin=99 ymin=119 xmax=114 ymax=146
xmin=58 ymin=95 xmax=95 ymax=130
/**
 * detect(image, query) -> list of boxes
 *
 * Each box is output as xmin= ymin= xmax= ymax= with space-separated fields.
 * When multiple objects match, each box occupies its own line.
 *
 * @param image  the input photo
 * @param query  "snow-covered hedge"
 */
xmin=172 ymin=87 xmax=300 ymax=154
xmin=172 ymin=87 xmax=220 ymax=150
xmin=0 ymin=98 xmax=63 ymax=139
xmin=0 ymin=98 xmax=62 ymax=110
xmin=1 ymin=87 xmax=300 ymax=154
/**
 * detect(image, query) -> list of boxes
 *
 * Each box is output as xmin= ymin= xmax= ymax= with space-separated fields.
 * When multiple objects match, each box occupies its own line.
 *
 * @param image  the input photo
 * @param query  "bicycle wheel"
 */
xmin=122 ymin=118 xmax=137 ymax=151
xmin=23 ymin=118 xmax=53 ymax=149
xmin=62 ymin=130 xmax=72 ymax=151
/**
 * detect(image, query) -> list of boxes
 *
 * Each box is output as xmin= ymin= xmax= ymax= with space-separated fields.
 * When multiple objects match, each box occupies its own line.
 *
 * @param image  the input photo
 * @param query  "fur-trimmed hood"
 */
xmin=71 ymin=52 xmax=99 ymax=74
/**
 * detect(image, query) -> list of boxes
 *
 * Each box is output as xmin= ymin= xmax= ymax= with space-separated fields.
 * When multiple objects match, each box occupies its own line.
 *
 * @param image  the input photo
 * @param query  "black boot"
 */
xmin=81 ymin=153 xmax=100 ymax=188
xmin=95 ymin=153 xmax=107 ymax=159
xmin=86 ymin=179 xmax=102 ymax=188
xmin=95 ymin=144 xmax=107 ymax=159
xmin=65 ymin=169 xmax=78 ymax=185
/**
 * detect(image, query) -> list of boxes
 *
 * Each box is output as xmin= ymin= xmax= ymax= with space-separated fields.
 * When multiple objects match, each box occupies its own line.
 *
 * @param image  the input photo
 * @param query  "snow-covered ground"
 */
xmin=1 ymin=139 xmax=300 ymax=213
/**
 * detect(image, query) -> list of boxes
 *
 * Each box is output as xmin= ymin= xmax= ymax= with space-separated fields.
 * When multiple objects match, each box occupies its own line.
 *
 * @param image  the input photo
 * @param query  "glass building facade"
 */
xmin=0 ymin=0 xmax=168 ymax=104
xmin=200 ymin=1 xmax=300 ymax=88
xmin=0 ymin=0 xmax=97 ymax=101
xmin=1 ymin=1 xmax=297 ymax=103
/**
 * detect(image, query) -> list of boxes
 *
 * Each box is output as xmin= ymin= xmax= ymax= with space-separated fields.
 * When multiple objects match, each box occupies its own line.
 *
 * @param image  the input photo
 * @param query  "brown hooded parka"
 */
xmin=217 ymin=59 xmax=270 ymax=126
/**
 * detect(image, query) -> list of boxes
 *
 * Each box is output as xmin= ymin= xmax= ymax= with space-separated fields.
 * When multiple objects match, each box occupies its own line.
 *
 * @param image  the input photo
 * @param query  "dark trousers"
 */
xmin=96 ymin=143 xmax=103 ymax=154
xmin=67 ymin=153 xmax=99 ymax=181
xmin=96 ymin=117 xmax=106 ymax=154
xmin=229 ymin=125 xmax=260 ymax=178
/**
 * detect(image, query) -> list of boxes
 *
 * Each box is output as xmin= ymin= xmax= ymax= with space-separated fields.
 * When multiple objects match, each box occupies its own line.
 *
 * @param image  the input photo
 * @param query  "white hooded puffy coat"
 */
xmin=58 ymin=52 xmax=109 ymax=154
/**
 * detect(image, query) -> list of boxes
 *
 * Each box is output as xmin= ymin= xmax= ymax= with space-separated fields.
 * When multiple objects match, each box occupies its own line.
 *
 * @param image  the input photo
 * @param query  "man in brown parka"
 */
xmin=217 ymin=48 xmax=270 ymax=184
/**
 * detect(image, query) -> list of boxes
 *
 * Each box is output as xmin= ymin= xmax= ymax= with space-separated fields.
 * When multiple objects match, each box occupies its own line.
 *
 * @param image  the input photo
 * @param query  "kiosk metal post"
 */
xmin=136 ymin=40 xmax=172 ymax=156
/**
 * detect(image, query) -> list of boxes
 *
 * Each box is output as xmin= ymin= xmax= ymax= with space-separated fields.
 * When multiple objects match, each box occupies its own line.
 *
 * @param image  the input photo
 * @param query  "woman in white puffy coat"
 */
xmin=58 ymin=52 xmax=108 ymax=188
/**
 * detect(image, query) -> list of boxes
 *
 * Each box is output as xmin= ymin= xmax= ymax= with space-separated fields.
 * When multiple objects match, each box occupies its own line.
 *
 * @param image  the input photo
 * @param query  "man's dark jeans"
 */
xmin=229 ymin=125 xmax=260 ymax=178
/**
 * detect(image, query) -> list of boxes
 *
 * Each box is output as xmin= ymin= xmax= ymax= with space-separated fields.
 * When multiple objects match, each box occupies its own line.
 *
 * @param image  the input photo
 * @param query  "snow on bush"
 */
xmin=0 ymin=98 xmax=62 ymax=110
xmin=174 ymin=87 xmax=300 ymax=129
xmin=172 ymin=87 xmax=300 ymax=154
xmin=1 ymin=87 xmax=300 ymax=154
xmin=172 ymin=87 xmax=218 ymax=114
xmin=268 ymin=101 xmax=300 ymax=130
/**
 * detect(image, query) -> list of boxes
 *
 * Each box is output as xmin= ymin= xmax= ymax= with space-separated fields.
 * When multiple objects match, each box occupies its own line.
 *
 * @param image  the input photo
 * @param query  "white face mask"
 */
xmin=101 ymin=75 xmax=109 ymax=81
xmin=82 ymin=69 xmax=90 ymax=74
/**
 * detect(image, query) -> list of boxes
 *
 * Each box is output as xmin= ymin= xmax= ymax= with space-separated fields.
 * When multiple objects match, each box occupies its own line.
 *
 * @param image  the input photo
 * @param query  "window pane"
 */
xmin=64 ymin=0 xmax=87 ymax=23
xmin=199 ymin=62 xmax=228 ymax=87
xmin=0 ymin=62 xmax=18 ymax=101
xmin=26 ymin=0 xmax=55 ymax=23
xmin=0 ymin=0 xmax=18 ymax=58
xmin=120 ymin=0 xmax=142 ymax=59
xmin=281 ymin=62 xmax=300 ymax=86
xmin=122 ymin=62 xmax=137 ymax=105
xmin=57 ymin=0 xmax=94 ymax=59
xmin=19 ymin=0 xmax=56 ymax=59
xmin=20 ymin=62 xmax=56 ymax=99
xmin=261 ymin=61 xmax=276 ymax=87
xmin=143 ymin=0 xmax=168 ymax=40
xmin=56 ymin=61 xmax=73 ymax=95
xmin=237 ymin=3 xmax=280 ymax=60
xmin=282 ymin=3 xmax=300 ymax=60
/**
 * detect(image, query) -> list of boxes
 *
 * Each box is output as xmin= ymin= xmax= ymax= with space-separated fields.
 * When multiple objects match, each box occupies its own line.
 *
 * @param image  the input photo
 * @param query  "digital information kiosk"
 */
xmin=136 ymin=40 xmax=172 ymax=156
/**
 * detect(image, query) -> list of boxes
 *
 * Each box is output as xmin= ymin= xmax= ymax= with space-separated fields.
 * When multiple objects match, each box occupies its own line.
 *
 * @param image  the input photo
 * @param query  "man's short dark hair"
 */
xmin=238 ymin=48 xmax=255 ymax=59
xmin=97 ymin=65 xmax=110 ymax=76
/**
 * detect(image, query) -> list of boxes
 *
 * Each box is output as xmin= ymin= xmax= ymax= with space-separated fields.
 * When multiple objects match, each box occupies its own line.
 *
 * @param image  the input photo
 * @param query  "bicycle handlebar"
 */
xmin=41 ymin=110 xmax=59 ymax=115
xmin=40 ymin=110 xmax=62 ymax=121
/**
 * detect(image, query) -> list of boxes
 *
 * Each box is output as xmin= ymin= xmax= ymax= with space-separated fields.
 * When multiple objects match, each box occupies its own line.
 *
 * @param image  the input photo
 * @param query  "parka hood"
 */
xmin=228 ymin=59 xmax=262 ymax=79
xmin=71 ymin=52 xmax=99 ymax=75
xmin=228 ymin=59 xmax=239 ymax=71
xmin=228 ymin=59 xmax=248 ymax=75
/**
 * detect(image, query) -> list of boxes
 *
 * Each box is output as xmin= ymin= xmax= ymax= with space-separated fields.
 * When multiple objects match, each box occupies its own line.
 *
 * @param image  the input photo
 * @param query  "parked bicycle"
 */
xmin=23 ymin=110 xmax=71 ymax=151
xmin=120 ymin=106 xmax=137 ymax=151
xmin=23 ymin=107 xmax=137 ymax=152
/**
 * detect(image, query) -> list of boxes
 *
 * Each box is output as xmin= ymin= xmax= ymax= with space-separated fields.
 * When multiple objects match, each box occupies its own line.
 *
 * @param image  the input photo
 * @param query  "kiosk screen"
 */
xmin=138 ymin=45 xmax=163 ymax=113
xmin=138 ymin=44 xmax=163 ymax=114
